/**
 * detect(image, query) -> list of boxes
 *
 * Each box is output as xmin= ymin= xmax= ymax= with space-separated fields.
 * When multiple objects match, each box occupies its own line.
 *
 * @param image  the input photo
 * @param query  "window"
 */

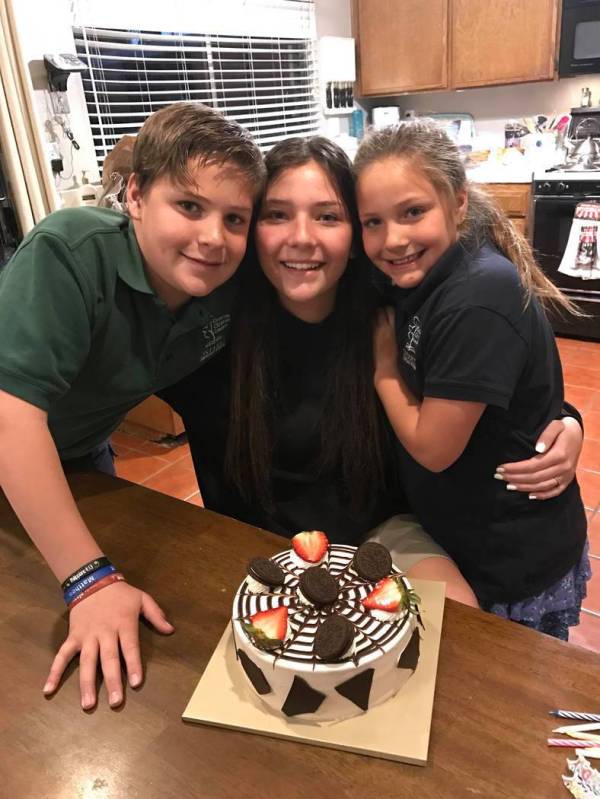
xmin=72 ymin=1 xmax=319 ymax=170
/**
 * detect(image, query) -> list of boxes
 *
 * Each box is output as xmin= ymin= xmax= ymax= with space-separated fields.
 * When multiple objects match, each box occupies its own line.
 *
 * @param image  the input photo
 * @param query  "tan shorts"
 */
xmin=363 ymin=514 xmax=451 ymax=573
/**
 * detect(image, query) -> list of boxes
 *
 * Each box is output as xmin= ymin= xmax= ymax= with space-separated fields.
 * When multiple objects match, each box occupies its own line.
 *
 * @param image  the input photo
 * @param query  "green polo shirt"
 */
xmin=0 ymin=207 xmax=235 ymax=458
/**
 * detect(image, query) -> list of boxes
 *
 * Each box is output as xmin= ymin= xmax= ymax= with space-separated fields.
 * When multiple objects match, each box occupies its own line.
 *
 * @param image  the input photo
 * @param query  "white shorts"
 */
xmin=364 ymin=514 xmax=451 ymax=573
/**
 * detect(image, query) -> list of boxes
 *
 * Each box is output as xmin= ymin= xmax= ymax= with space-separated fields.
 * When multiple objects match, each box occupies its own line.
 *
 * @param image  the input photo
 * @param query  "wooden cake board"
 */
xmin=182 ymin=579 xmax=445 ymax=765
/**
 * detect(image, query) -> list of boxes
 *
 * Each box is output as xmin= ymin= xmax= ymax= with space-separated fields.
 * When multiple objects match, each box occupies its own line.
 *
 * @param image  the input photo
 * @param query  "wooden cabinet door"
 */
xmin=481 ymin=184 xmax=531 ymax=217
xmin=451 ymin=0 xmax=558 ymax=88
xmin=353 ymin=0 xmax=448 ymax=95
xmin=480 ymin=183 xmax=531 ymax=238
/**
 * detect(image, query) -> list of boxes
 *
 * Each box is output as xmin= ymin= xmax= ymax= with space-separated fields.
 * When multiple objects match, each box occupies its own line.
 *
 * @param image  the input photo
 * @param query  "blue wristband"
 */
xmin=63 ymin=564 xmax=117 ymax=604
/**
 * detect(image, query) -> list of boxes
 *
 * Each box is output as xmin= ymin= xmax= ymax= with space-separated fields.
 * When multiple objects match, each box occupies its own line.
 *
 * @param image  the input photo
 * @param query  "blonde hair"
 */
xmin=354 ymin=119 xmax=579 ymax=316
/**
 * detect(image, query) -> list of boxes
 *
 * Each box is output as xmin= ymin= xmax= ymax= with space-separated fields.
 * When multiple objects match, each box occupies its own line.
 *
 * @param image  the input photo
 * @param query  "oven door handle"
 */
xmin=534 ymin=196 xmax=600 ymax=204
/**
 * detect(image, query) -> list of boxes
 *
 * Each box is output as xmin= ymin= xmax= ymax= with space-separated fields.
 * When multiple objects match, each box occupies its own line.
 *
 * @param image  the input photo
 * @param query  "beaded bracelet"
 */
xmin=63 ymin=564 xmax=117 ymax=605
xmin=61 ymin=556 xmax=111 ymax=592
xmin=67 ymin=573 xmax=125 ymax=611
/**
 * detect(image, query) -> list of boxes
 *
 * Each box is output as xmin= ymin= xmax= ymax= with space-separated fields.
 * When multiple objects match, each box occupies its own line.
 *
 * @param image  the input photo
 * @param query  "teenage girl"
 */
xmin=163 ymin=135 xmax=583 ymax=610
xmin=354 ymin=120 xmax=590 ymax=639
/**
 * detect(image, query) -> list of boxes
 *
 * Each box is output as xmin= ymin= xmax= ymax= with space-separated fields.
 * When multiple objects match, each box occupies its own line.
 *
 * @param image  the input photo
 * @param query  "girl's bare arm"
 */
xmin=373 ymin=310 xmax=484 ymax=472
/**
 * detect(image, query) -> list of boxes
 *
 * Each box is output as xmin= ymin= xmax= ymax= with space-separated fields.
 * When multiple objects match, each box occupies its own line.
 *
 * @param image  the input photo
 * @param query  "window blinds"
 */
xmin=71 ymin=1 xmax=319 ymax=169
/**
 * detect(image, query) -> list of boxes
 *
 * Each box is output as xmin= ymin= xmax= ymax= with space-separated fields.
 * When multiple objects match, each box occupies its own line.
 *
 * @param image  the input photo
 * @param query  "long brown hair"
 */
xmin=225 ymin=136 xmax=391 ymax=511
xmin=354 ymin=119 xmax=579 ymax=315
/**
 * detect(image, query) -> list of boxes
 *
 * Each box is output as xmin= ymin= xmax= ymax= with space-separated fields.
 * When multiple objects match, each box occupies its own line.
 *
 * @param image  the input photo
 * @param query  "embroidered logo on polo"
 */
xmin=402 ymin=315 xmax=421 ymax=370
xmin=199 ymin=313 xmax=230 ymax=362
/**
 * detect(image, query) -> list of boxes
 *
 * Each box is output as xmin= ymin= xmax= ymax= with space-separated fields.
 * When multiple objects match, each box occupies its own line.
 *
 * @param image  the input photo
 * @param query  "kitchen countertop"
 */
xmin=466 ymin=163 xmax=535 ymax=184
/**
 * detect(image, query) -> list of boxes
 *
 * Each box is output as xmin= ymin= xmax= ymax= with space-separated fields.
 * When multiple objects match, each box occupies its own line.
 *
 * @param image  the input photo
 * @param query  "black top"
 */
xmin=161 ymin=306 xmax=408 ymax=542
xmin=392 ymin=240 xmax=587 ymax=603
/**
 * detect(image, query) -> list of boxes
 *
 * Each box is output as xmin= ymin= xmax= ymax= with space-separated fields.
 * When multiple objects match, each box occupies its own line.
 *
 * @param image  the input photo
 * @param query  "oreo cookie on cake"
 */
xmin=353 ymin=541 xmax=392 ymax=582
xmin=245 ymin=557 xmax=285 ymax=594
xmin=314 ymin=615 xmax=355 ymax=662
xmin=298 ymin=567 xmax=339 ymax=607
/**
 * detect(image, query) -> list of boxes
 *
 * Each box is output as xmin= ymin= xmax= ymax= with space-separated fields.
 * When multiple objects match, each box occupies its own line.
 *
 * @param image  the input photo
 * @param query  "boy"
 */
xmin=0 ymin=103 xmax=264 ymax=710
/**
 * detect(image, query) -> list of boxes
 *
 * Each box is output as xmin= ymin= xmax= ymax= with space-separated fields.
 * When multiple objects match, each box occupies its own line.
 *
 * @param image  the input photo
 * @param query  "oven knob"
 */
xmin=542 ymin=182 xmax=551 ymax=193
xmin=557 ymin=182 xmax=568 ymax=193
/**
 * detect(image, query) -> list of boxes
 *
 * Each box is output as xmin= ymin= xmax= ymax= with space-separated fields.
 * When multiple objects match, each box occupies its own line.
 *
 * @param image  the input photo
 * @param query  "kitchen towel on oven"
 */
xmin=558 ymin=201 xmax=600 ymax=280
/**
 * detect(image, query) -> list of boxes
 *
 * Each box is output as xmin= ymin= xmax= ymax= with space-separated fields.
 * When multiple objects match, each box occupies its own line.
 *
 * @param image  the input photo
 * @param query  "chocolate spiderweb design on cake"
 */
xmin=234 ymin=545 xmax=412 ymax=667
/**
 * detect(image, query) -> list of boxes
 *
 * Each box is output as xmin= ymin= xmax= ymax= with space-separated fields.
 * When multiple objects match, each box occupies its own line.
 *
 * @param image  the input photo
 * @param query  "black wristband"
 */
xmin=61 ymin=556 xmax=112 ymax=591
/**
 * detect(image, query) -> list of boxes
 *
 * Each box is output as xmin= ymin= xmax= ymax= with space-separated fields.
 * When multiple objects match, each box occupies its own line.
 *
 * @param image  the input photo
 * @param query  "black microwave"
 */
xmin=559 ymin=0 xmax=600 ymax=76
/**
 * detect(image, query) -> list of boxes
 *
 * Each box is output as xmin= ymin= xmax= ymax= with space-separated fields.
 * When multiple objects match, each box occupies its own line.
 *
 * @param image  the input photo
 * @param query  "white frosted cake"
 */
xmin=232 ymin=533 xmax=421 ymax=724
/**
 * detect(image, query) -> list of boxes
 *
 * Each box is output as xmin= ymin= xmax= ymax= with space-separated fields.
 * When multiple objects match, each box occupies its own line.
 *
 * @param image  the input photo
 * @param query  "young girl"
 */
xmin=163 ymin=135 xmax=583 ymax=611
xmin=354 ymin=120 xmax=590 ymax=639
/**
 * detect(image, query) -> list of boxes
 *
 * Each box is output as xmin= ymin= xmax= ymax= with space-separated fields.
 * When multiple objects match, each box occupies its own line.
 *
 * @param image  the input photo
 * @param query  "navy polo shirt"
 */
xmin=392 ymin=240 xmax=587 ymax=603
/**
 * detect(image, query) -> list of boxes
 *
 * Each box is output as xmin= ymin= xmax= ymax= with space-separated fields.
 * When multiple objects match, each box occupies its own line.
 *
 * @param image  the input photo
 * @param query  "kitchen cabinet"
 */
xmin=352 ymin=0 xmax=448 ymax=95
xmin=451 ymin=0 xmax=558 ymax=89
xmin=480 ymin=183 xmax=531 ymax=237
xmin=353 ymin=0 xmax=559 ymax=96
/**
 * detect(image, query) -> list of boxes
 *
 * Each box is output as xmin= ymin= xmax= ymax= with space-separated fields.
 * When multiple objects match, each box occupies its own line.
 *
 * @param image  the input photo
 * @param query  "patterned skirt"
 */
xmin=480 ymin=540 xmax=592 ymax=641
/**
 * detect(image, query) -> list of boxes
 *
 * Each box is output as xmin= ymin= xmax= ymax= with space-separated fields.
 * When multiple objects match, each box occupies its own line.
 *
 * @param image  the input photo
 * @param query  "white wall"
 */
xmin=315 ymin=0 xmax=353 ymax=137
xmin=12 ymin=0 xmax=99 ymax=192
xmin=315 ymin=0 xmax=352 ymax=37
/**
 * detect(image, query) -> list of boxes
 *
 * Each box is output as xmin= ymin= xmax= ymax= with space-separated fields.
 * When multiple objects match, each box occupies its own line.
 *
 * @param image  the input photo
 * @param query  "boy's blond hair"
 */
xmin=132 ymin=102 xmax=265 ymax=197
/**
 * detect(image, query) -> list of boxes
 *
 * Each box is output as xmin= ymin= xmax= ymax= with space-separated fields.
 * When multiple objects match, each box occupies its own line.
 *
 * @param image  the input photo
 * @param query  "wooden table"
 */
xmin=1 ymin=473 xmax=599 ymax=798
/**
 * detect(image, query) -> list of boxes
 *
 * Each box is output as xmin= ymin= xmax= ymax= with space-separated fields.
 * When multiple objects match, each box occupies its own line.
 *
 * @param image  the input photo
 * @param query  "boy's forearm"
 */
xmin=0 ymin=404 xmax=103 ymax=583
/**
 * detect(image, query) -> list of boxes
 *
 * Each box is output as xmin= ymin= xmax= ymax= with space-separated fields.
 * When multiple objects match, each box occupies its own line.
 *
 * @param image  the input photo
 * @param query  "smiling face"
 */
xmin=357 ymin=157 xmax=467 ymax=290
xmin=127 ymin=160 xmax=254 ymax=311
xmin=255 ymin=161 xmax=354 ymax=323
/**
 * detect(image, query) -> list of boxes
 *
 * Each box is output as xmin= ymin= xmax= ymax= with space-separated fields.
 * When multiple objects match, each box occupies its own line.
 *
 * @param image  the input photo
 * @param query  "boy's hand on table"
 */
xmin=43 ymin=581 xmax=174 ymax=709
xmin=496 ymin=417 xmax=582 ymax=500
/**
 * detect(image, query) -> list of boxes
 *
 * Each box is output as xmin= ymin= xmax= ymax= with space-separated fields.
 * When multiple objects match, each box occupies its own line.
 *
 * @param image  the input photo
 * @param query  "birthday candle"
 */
xmin=550 ymin=710 xmax=600 ymax=723
xmin=576 ymin=748 xmax=600 ymax=759
xmin=547 ymin=739 xmax=598 ymax=747
xmin=554 ymin=723 xmax=600 ymax=734
xmin=563 ymin=730 xmax=600 ymax=744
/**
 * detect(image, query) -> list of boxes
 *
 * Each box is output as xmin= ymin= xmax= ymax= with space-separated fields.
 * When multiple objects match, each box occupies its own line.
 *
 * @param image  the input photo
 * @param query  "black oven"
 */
xmin=532 ymin=179 xmax=600 ymax=340
xmin=559 ymin=0 xmax=600 ymax=77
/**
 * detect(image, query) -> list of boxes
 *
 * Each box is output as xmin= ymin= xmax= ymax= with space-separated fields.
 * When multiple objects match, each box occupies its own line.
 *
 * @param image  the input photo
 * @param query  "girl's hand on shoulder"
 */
xmin=43 ymin=581 xmax=174 ymax=710
xmin=495 ymin=417 xmax=583 ymax=500
xmin=373 ymin=307 xmax=399 ymax=383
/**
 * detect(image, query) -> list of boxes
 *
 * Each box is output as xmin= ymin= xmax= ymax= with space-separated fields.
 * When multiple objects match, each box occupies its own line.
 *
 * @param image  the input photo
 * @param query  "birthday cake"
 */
xmin=232 ymin=531 xmax=422 ymax=723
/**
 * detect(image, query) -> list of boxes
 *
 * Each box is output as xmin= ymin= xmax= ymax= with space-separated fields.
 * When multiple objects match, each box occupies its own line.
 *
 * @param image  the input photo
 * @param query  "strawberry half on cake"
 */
xmin=362 ymin=575 xmax=421 ymax=622
xmin=290 ymin=530 xmax=329 ymax=567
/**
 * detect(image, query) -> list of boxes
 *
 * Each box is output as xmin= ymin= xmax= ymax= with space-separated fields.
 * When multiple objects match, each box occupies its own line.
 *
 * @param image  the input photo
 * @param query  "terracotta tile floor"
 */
xmin=112 ymin=336 xmax=600 ymax=653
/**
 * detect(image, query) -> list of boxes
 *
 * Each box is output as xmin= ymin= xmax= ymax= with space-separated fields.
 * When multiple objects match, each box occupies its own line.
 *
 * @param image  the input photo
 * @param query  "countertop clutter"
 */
xmin=464 ymin=112 xmax=585 ymax=183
